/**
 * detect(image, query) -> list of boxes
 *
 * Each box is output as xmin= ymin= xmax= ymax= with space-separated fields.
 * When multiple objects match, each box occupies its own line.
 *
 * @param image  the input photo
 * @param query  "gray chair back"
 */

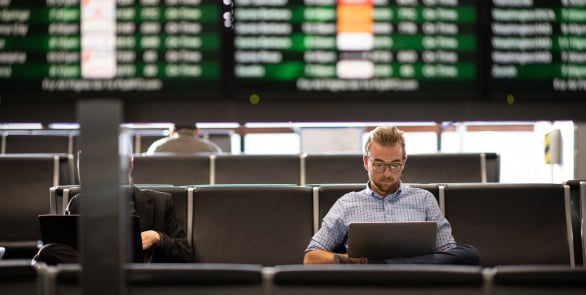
xmin=272 ymin=264 xmax=484 ymax=295
xmin=0 ymin=154 xmax=74 ymax=258
xmin=0 ymin=260 xmax=43 ymax=295
xmin=192 ymin=185 xmax=313 ymax=265
xmin=443 ymin=183 xmax=574 ymax=266
xmin=132 ymin=154 xmax=211 ymax=185
xmin=403 ymin=153 xmax=499 ymax=183
xmin=303 ymin=153 xmax=367 ymax=185
xmin=492 ymin=265 xmax=586 ymax=295
xmin=49 ymin=263 xmax=263 ymax=295
xmin=213 ymin=154 xmax=301 ymax=184
xmin=3 ymin=132 xmax=78 ymax=155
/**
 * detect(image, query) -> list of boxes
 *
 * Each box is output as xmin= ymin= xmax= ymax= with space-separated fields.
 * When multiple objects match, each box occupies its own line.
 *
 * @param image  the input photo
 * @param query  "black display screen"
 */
xmin=0 ymin=0 xmax=222 ymax=99
xmin=233 ymin=0 xmax=479 ymax=101
xmin=1 ymin=0 xmax=585 ymax=104
xmin=489 ymin=0 xmax=586 ymax=101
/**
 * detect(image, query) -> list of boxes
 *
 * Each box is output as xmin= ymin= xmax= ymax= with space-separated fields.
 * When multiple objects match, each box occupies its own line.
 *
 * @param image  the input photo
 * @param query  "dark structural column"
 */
xmin=77 ymin=99 xmax=129 ymax=295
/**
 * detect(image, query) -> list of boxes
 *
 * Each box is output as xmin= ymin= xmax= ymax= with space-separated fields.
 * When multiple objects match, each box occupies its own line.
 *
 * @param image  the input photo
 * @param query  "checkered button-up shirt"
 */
xmin=306 ymin=182 xmax=457 ymax=253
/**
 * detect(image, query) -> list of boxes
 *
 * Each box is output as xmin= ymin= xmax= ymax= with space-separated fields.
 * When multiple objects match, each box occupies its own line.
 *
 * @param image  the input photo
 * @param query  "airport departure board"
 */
xmin=0 ymin=0 xmax=222 ymax=98
xmin=233 ymin=0 xmax=479 ymax=98
xmin=1 ymin=0 xmax=586 ymax=102
xmin=490 ymin=0 xmax=586 ymax=100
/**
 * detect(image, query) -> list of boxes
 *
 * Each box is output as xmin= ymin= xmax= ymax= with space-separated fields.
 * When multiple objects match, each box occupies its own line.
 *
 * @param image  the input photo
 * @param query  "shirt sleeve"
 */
xmin=424 ymin=192 xmax=457 ymax=251
xmin=305 ymin=197 xmax=348 ymax=252
xmin=154 ymin=195 xmax=193 ymax=262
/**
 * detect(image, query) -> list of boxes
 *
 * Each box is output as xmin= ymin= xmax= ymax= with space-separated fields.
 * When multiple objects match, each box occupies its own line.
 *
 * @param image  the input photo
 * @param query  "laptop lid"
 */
xmin=347 ymin=221 xmax=437 ymax=260
xmin=38 ymin=214 xmax=144 ymax=263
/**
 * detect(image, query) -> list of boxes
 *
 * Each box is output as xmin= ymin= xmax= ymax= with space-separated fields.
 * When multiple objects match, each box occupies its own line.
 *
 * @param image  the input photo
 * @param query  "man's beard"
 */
xmin=372 ymin=176 xmax=399 ymax=195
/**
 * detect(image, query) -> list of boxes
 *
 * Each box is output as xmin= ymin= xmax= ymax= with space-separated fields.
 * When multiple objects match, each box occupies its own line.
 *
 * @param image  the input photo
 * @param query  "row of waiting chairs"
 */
xmin=2 ymin=260 xmax=586 ymax=295
xmin=0 ymin=152 xmax=501 ymax=186
xmin=43 ymin=182 xmax=585 ymax=267
xmin=0 ymin=152 xmax=499 ymax=259
xmin=131 ymin=152 xmax=500 ymax=185
xmin=0 ymin=129 xmax=231 ymax=154
xmin=0 ymin=131 xmax=78 ymax=155
xmin=0 ymin=181 xmax=582 ymax=266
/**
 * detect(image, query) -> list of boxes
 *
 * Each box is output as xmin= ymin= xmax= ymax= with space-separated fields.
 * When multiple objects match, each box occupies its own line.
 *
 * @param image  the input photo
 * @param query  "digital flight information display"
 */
xmin=232 ymin=0 xmax=479 ymax=98
xmin=1 ymin=0 xmax=585 ymax=102
xmin=0 ymin=0 xmax=221 ymax=97
xmin=490 ymin=0 xmax=586 ymax=100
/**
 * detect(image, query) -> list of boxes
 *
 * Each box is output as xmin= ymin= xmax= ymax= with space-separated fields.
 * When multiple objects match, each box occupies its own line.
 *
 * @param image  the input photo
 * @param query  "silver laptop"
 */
xmin=348 ymin=221 xmax=437 ymax=260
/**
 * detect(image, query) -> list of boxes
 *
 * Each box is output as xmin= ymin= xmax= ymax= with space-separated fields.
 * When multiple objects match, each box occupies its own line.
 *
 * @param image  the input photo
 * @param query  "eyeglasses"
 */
xmin=367 ymin=157 xmax=403 ymax=173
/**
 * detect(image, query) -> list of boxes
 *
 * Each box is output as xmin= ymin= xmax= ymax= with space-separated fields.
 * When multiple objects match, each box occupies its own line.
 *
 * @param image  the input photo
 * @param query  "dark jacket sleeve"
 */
xmin=70 ymin=188 xmax=193 ymax=262
xmin=152 ymin=194 xmax=193 ymax=263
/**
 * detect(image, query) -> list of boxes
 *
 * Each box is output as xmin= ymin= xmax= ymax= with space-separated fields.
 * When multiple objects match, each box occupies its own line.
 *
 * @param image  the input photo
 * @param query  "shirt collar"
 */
xmin=365 ymin=181 xmax=404 ymax=200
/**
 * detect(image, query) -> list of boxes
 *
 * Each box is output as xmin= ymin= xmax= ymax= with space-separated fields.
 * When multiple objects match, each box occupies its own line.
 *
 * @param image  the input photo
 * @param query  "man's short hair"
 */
xmin=364 ymin=126 xmax=407 ymax=159
xmin=174 ymin=123 xmax=197 ymax=130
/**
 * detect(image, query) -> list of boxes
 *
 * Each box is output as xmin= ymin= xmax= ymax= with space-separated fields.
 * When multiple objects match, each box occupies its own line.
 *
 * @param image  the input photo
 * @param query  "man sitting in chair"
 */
xmin=33 ymin=148 xmax=193 ymax=265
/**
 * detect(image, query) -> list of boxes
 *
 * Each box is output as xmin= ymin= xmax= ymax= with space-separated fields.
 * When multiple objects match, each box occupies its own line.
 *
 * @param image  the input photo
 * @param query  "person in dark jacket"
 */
xmin=33 ymin=148 xmax=193 ymax=264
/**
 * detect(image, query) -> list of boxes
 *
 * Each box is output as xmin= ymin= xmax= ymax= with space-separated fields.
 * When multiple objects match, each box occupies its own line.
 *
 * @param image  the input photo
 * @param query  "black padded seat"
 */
xmin=192 ymin=185 xmax=313 ymax=265
xmin=213 ymin=154 xmax=301 ymax=184
xmin=3 ymin=132 xmax=78 ymax=154
xmin=50 ymin=263 xmax=263 ymax=295
xmin=0 ymin=260 xmax=44 ymax=295
xmin=492 ymin=265 xmax=586 ymax=295
xmin=272 ymin=264 xmax=484 ymax=295
xmin=303 ymin=153 xmax=367 ymax=185
xmin=443 ymin=183 xmax=574 ymax=266
xmin=132 ymin=154 xmax=211 ymax=185
xmin=0 ymin=154 xmax=74 ymax=259
xmin=402 ymin=153 xmax=497 ymax=183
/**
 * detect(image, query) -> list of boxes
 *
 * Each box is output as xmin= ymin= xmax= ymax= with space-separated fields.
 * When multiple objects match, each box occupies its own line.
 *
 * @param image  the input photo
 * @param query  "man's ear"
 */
xmin=363 ymin=155 xmax=369 ymax=171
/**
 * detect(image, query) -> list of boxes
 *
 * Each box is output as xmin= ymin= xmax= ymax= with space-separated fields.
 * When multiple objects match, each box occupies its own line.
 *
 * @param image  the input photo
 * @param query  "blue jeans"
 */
xmin=370 ymin=245 xmax=481 ymax=265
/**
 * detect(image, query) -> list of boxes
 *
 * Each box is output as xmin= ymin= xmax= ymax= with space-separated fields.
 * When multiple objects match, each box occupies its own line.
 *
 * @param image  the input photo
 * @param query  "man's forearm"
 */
xmin=303 ymin=249 xmax=336 ymax=264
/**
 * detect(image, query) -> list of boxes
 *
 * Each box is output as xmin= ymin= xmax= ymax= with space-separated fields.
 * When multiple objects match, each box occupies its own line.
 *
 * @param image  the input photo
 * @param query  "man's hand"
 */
xmin=304 ymin=250 xmax=368 ymax=264
xmin=333 ymin=254 xmax=368 ymax=264
xmin=141 ymin=230 xmax=161 ymax=250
